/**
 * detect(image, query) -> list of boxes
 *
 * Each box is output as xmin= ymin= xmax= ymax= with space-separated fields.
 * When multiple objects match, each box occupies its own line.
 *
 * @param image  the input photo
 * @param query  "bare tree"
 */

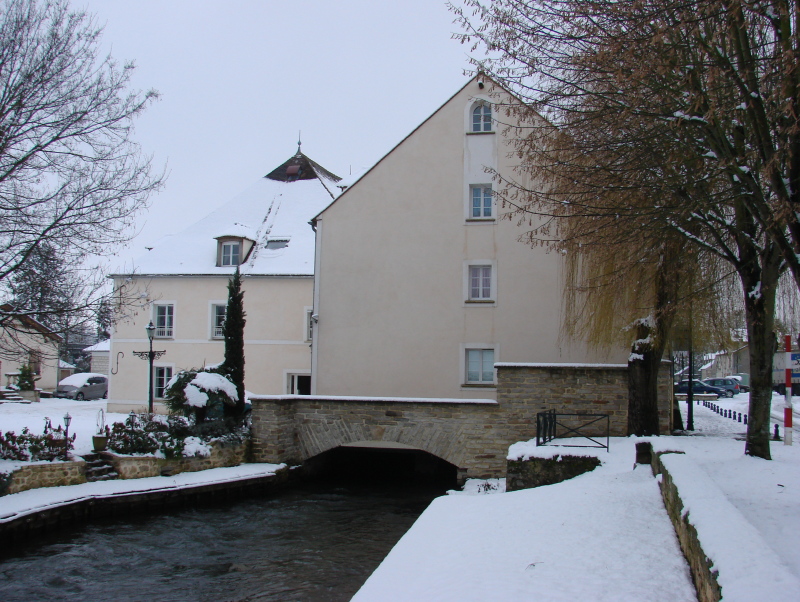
xmin=452 ymin=0 xmax=794 ymax=458
xmin=0 ymin=0 xmax=163 ymax=353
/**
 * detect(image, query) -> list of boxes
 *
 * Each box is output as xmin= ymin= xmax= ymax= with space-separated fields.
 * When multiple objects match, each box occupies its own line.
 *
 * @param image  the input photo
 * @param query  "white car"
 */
xmin=56 ymin=373 xmax=108 ymax=400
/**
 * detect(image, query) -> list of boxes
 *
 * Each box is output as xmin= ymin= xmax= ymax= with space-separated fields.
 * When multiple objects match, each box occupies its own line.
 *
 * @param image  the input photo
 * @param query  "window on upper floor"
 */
xmin=468 ymin=265 xmax=493 ymax=301
xmin=212 ymin=304 xmax=226 ymax=339
xmin=154 ymin=304 xmax=174 ymax=338
xmin=469 ymin=185 xmax=494 ymax=220
xmin=154 ymin=365 xmax=173 ymax=398
xmin=305 ymin=308 xmax=313 ymax=342
xmin=465 ymin=348 xmax=495 ymax=385
xmin=220 ymin=241 xmax=241 ymax=266
xmin=471 ymin=102 xmax=492 ymax=132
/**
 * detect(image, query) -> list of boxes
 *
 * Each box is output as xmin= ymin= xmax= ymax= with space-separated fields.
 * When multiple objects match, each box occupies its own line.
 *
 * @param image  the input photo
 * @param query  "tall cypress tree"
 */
xmin=222 ymin=268 xmax=246 ymax=418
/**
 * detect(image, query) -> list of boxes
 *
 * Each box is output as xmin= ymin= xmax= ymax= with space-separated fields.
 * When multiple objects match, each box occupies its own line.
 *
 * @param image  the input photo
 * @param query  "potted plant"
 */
xmin=93 ymin=409 xmax=110 ymax=452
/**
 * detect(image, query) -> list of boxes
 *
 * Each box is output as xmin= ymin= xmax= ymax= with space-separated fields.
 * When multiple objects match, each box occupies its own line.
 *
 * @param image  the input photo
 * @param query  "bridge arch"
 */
xmin=250 ymin=395 xmax=507 ymax=482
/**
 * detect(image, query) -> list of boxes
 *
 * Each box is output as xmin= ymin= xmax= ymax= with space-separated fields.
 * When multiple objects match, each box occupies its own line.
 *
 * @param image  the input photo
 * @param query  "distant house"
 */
xmin=83 ymin=339 xmax=110 ymax=375
xmin=59 ymin=359 xmax=76 ymax=382
xmin=0 ymin=304 xmax=62 ymax=391
xmin=108 ymin=149 xmax=340 ymax=408
xmin=310 ymin=76 xmax=625 ymax=399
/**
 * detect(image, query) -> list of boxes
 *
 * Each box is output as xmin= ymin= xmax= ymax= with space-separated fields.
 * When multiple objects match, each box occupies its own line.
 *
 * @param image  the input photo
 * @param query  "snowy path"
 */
xmin=354 ymin=438 xmax=696 ymax=602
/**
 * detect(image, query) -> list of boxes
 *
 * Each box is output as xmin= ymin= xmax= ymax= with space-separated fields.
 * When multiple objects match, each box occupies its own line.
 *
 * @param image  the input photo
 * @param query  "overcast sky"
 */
xmin=74 ymin=0 xmax=475 ymax=268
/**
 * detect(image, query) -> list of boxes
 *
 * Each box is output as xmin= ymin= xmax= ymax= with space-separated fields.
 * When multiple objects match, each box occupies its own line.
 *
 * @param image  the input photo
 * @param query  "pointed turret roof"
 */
xmin=265 ymin=148 xmax=341 ymax=184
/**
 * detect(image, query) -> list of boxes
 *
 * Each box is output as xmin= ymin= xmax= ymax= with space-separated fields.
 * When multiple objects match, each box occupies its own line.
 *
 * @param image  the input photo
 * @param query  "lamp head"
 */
xmin=63 ymin=412 xmax=72 ymax=427
xmin=146 ymin=321 xmax=156 ymax=341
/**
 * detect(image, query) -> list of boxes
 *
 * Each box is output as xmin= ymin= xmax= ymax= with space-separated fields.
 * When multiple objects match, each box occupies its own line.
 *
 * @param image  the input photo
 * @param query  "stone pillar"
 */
xmin=251 ymin=398 xmax=300 ymax=464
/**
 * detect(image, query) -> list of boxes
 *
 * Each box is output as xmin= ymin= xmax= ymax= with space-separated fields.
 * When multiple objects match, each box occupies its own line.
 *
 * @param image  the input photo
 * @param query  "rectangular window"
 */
xmin=305 ymin=308 xmax=313 ymax=342
xmin=470 ymin=185 xmax=493 ymax=219
xmin=155 ymin=304 xmax=174 ymax=337
xmin=288 ymin=373 xmax=311 ymax=395
xmin=469 ymin=265 xmax=492 ymax=300
xmin=466 ymin=349 xmax=495 ymax=384
xmin=212 ymin=304 xmax=227 ymax=338
xmin=154 ymin=366 xmax=173 ymax=399
xmin=221 ymin=241 xmax=241 ymax=266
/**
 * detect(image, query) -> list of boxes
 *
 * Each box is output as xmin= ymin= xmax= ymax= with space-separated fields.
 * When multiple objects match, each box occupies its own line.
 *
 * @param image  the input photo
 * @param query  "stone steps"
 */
xmin=82 ymin=453 xmax=119 ymax=482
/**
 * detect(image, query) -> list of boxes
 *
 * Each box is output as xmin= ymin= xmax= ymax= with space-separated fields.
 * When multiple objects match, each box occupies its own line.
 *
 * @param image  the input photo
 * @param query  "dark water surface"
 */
xmin=0 ymin=481 xmax=444 ymax=601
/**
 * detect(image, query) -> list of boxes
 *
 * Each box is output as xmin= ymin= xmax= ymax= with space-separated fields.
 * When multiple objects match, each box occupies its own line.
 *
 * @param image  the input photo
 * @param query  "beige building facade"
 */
xmin=311 ymin=77 xmax=624 ymax=400
xmin=109 ymin=151 xmax=339 ymax=408
xmin=0 ymin=306 xmax=62 ymax=391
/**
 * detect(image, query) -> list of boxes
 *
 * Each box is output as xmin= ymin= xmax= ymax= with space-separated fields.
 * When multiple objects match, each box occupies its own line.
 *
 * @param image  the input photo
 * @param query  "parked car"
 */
xmin=674 ymin=379 xmax=725 ymax=398
xmin=702 ymin=377 xmax=740 ymax=398
xmin=729 ymin=374 xmax=749 ymax=393
xmin=56 ymin=373 xmax=108 ymax=400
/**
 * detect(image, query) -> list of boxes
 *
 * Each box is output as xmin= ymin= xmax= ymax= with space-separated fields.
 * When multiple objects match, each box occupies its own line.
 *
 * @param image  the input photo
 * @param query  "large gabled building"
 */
xmin=310 ymin=76 xmax=625 ymax=400
xmin=108 ymin=149 xmax=340 ymax=409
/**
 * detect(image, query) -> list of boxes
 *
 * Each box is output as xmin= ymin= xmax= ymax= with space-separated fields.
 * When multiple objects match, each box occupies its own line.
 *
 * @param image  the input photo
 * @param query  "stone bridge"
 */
xmin=250 ymin=364 xmax=672 ymax=482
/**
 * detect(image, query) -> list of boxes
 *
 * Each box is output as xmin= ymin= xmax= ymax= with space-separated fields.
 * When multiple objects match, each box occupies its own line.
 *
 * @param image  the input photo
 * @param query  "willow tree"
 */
xmin=452 ymin=0 xmax=788 ymax=457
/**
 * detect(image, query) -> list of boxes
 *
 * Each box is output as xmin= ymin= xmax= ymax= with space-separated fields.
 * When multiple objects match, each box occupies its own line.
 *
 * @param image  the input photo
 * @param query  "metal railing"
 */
xmin=536 ymin=409 xmax=610 ymax=451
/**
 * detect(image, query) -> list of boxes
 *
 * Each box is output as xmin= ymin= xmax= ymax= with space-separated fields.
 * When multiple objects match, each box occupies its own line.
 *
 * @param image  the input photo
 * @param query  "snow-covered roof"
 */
xmin=114 ymin=152 xmax=340 ymax=277
xmin=59 ymin=360 xmax=76 ymax=369
xmin=83 ymin=340 xmax=110 ymax=353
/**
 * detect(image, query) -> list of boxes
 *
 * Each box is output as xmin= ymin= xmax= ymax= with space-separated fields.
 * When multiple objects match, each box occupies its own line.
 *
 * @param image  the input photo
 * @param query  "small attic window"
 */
xmin=472 ymin=102 xmax=492 ymax=132
xmin=216 ymin=237 xmax=247 ymax=267
xmin=266 ymin=239 xmax=289 ymax=250
xmin=286 ymin=165 xmax=300 ymax=176
xmin=221 ymin=241 xmax=241 ymax=266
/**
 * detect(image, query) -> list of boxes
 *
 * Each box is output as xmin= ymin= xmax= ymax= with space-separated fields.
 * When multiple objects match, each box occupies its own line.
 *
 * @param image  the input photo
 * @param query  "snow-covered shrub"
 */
xmin=163 ymin=369 xmax=239 ymax=423
xmin=0 ymin=426 xmax=74 ymax=461
xmin=106 ymin=413 xmax=247 ymax=458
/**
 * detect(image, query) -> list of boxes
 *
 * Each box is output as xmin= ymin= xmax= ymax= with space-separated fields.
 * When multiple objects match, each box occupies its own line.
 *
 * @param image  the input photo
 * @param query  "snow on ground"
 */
xmin=0 ymin=463 xmax=285 ymax=523
xmin=356 ymin=436 xmax=696 ymax=602
xmin=2 ymin=392 xmax=799 ymax=601
xmin=354 ymin=393 xmax=800 ymax=602
xmin=0 ymin=397 xmax=129 ymax=463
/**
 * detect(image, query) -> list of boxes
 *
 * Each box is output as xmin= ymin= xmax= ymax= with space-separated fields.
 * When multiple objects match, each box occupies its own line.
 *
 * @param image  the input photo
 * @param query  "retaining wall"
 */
xmin=105 ymin=439 xmax=251 ymax=479
xmin=4 ymin=460 xmax=86 ymax=495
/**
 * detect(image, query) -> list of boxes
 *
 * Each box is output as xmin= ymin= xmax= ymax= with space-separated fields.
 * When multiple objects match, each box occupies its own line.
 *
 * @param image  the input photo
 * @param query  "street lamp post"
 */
xmin=63 ymin=412 xmax=72 ymax=460
xmin=133 ymin=321 xmax=166 ymax=413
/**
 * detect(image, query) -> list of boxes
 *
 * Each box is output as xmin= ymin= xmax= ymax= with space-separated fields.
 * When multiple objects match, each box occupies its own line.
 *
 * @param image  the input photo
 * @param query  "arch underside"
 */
xmin=296 ymin=419 xmax=469 ymax=468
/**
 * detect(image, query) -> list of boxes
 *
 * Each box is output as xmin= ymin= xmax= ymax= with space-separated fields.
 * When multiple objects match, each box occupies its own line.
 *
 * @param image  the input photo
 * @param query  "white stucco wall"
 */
xmin=312 ymin=78 xmax=624 ymax=400
xmin=110 ymin=274 xmax=313 ymax=402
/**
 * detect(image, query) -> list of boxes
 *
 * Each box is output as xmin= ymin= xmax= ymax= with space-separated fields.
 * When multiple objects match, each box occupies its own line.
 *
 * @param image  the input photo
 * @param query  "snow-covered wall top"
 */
xmin=115 ymin=170 xmax=339 ymax=277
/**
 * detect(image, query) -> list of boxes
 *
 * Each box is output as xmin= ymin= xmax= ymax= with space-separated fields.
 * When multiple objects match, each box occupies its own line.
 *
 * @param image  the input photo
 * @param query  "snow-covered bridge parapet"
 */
xmin=249 ymin=395 xmax=506 ymax=481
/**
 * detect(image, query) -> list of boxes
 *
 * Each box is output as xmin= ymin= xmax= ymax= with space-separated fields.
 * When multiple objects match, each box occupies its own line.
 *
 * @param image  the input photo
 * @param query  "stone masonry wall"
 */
xmin=251 ymin=364 xmax=673 ymax=481
xmin=5 ymin=460 xmax=87 ymax=495
xmin=497 ymin=364 xmax=673 ymax=436
xmin=648 ymin=447 xmax=721 ymax=602
xmin=104 ymin=440 xmax=250 ymax=480
xmin=251 ymin=397 xmax=507 ymax=481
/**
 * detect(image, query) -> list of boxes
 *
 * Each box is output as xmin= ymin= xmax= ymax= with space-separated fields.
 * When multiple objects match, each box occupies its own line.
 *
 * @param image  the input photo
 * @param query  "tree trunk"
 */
xmin=627 ymin=333 xmax=663 ymax=436
xmin=627 ymin=242 xmax=683 ymax=436
xmin=737 ymin=237 xmax=781 ymax=460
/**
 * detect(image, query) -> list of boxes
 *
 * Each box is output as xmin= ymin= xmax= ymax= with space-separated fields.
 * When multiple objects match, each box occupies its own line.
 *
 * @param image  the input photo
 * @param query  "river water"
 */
xmin=0 ymin=450 xmax=453 ymax=601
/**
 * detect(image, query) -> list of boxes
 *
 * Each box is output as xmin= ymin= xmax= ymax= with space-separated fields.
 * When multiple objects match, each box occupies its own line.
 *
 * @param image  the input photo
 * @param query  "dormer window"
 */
xmin=472 ymin=102 xmax=492 ymax=132
xmin=216 ymin=236 xmax=254 ymax=267
xmin=221 ymin=241 xmax=241 ymax=266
